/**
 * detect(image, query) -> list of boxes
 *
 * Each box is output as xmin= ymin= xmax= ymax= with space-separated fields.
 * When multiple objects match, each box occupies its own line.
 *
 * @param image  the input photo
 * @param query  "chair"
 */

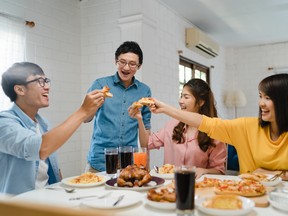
xmin=226 ymin=144 xmax=239 ymax=174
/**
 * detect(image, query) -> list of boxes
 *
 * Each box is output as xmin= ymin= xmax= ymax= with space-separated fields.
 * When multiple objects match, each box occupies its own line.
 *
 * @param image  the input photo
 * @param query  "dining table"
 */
xmin=9 ymin=172 xmax=288 ymax=216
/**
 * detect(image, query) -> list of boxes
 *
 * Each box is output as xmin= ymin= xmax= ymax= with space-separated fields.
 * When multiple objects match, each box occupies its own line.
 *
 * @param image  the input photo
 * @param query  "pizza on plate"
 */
xmin=147 ymin=183 xmax=176 ymax=202
xmin=102 ymin=86 xmax=113 ymax=98
xmin=159 ymin=164 xmax=175 ymax=174
xmin=214 ymin=179 xmax=266 ymax=197
xmin=196 ymin=177 xmax=222 ymax=188
xmin=239 ymin=173 xmax=269 ymax=182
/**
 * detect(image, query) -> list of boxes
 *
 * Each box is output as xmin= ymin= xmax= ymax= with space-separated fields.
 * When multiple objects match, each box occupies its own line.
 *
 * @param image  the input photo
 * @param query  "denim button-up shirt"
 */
xmin=0 ymin=104 xmax=61 ymax=195
xmin=87 ymin=73 xmax=152 ymax=171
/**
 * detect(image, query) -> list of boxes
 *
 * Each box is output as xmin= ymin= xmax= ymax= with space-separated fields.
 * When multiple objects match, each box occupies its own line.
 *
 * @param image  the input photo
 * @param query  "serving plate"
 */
xmin=61 ymin=174 xmax=107 ymax=187
xmin=144 ymin=196 xmax=175 ymax=210
xmin=80 ymin=190 xmax=142 ymax=209
xmin=268 ymin=192 xmax=288 ymax=212
xmin=195 ymin=195 xmax=255 ymax=216
xmin=105 ymin=176 xmax=165 ymax=191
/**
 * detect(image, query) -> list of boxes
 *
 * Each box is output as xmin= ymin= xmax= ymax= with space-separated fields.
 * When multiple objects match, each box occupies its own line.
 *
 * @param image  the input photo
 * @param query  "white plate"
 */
xmin=105 ymin=176 xmax=165 ymax=191
xmin=80 ymin=190 xmax=143 ymax=209
xmin=144 ymin=196 xmax=176 ymax=210
xmin=268 ymin=192 xmax=288 ymax=212
xmin=260 ymin=174 xmax=282 ymax=187
xmin=150 ymin=169 xmax=174 ymax=179
xmin=61 ymin=174 xmax=108 ymax=187
xmin=195 ymin=195 xmax=255 ymax=216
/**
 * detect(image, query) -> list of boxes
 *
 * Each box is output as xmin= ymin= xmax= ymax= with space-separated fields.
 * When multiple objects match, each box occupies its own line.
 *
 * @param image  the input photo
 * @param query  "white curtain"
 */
xmin=0 ymin=15 xmax=26 ymax=111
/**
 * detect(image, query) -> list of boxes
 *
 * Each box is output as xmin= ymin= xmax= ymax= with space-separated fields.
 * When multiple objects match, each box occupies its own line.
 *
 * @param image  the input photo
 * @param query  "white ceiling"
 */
xmin=159 ymin=0 xmax=288 ymax=48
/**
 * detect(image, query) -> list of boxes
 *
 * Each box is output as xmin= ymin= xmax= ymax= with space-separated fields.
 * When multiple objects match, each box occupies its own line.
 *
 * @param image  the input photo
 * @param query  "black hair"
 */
xmin=115 ymin=41 xmax=143 ymax=65
xmin=1 ymin=62 xmax=44 ymax=102
xmin=258 ymin=73 xmax=288 ymax=135
xmin=172 ymin=78 xmax=218 ymax=152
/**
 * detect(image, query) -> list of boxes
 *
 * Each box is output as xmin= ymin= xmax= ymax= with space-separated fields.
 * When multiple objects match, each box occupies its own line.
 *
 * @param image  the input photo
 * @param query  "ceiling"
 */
xmin=159 ymin=0 xmax=288 ymax=48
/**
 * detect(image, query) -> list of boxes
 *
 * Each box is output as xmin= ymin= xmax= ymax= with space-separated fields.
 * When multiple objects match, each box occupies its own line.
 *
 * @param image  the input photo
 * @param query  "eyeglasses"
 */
xmin=116 ymin=59 xmax=140 ymax=69
xmin=24 ymin=77 xmax=51 ymax=88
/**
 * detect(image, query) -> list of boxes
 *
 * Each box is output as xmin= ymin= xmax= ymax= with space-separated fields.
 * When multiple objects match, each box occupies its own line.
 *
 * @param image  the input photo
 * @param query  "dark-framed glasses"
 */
xmin=24 ymin=77 xmax=51 ymax=88
xmin=116 ymin=59 xmax=140 ymax=69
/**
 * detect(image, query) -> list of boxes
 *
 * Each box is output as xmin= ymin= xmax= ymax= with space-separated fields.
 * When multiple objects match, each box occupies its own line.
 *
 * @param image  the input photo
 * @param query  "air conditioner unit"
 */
xmin=185 ymin=27 xmax=219 ymax=58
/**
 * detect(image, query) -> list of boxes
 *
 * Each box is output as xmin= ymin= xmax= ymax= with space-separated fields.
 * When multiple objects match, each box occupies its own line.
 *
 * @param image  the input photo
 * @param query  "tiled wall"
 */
xmin=1 ymin=0 xmax=288 ymax=178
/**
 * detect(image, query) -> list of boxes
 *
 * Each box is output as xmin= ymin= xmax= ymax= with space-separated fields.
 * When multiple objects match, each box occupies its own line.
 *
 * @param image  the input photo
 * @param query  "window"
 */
xmin=179 ymin=57 xmax=210 ymax=95
xmin=0 ymin=16 xmax=26 ymax=111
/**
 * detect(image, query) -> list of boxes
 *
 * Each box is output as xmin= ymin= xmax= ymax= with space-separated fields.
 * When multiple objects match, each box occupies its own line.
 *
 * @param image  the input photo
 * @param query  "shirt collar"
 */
xmin=113 ymin=72 xmax=139 ymax=88
xmin=11 ymin=103 xmax=48 ymax=130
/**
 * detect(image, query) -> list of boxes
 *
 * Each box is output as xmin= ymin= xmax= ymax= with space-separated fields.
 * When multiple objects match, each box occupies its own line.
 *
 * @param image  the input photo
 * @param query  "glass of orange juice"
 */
xmin=133 ymin=147 xmax=148 ymax=169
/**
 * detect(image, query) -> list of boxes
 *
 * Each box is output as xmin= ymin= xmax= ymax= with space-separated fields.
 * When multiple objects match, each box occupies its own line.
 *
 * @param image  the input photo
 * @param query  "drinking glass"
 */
xmin=119 ymin=146 xmax=133 ymax=169
xmin=174 ymin=165 xmax=196 ymax=214
xmin=104 ymin=147 xmax=118 ymax=178
xmin=133 ymin=147 xmax=148 ymax=169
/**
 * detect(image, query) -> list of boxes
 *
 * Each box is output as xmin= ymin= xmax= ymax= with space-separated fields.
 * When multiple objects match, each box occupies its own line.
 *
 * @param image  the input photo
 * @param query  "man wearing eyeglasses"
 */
xmin=0 ymin=62 xmax=104 ymax=195
xmin=85 ymin=41 xmax=152 ymax=172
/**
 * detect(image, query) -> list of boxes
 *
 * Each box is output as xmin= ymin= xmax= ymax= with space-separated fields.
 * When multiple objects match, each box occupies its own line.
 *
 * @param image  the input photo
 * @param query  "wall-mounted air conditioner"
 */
xmin=185 ymin=27 xmax=219 ymax=58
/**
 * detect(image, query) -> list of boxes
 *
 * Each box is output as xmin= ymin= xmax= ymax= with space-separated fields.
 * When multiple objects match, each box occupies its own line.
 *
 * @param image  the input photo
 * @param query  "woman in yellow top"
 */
xmin=149 ymin=73 xmax=288 ymax=180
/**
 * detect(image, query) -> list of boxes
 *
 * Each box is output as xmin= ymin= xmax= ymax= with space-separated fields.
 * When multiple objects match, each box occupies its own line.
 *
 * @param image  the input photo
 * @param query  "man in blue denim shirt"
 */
xmin=0 ymin=62 xmax=104 ymax=195
xmin=85 ymin=41 xmax=152 ymax=172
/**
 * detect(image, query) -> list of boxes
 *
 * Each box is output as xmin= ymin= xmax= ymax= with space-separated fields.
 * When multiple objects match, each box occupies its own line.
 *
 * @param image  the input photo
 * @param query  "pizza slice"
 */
xmin=131 ymin=101 xmax=144 ymax=109
xmin=239 ymin=173 xmax=268 ymax=182
xmin=138 ymin=97 xmax=155 ymax=106
xmin=195 ymin=177 xmax=222 ymax=188
xmin=102 ymin=86 xmax=113 ymax=98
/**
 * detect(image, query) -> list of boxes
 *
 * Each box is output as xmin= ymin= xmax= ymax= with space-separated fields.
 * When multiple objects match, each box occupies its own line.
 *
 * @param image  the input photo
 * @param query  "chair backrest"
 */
xmin=0 ymin=199 xmax=110 ymax=216
xmin=227 ymin=144 xmax=239 ymax=171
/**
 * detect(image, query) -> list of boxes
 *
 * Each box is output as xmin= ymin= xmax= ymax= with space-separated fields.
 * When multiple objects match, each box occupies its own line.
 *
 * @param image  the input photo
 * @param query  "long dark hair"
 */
xmin=258 ymin=73 xmax=288 ymax=135
xmin=172 ymin=78 xmax=218 ymax=152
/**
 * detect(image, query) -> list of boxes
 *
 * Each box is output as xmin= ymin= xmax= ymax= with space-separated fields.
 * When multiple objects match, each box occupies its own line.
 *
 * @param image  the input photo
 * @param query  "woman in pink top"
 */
xmin=129 ymin=79 xmax=227 ymax=179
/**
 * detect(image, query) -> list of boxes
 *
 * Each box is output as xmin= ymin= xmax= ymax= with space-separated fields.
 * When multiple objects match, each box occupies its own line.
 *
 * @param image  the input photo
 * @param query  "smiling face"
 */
xmin=258 ymin=90 xmax=276 ymax=123
xmin=15 ymin=75 xmax=50 ymax=118
xmin=179 ymin=85 xmax=202 ymax=113
xmin=116 ymin=52 xmax=140 ymax=88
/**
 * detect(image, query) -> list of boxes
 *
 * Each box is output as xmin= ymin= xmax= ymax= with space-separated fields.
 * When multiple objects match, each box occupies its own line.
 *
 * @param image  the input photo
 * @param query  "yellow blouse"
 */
xmin=199 ymin=116 xmax=288 ymax=173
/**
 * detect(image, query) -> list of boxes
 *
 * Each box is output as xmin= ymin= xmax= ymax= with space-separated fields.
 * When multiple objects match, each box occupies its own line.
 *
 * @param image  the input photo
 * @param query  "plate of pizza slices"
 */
xmin=239 ymin=173 xmax=282 ymax=187
xmin=214 ymin=179 xmax=266 ymax=197
xmin=144 ymin=184 xmax=176 ymax=210
xmin=150 ymin=164 xmax=175 ymax=179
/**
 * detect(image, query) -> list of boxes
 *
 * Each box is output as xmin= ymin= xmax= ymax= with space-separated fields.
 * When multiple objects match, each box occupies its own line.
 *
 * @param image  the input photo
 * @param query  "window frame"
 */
xmin=179 ymin=56 xmax=210 ymax=95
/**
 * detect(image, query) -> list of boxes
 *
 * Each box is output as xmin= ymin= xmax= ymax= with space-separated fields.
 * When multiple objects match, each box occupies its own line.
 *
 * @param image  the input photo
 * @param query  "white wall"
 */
xmin=225 ymin=42 xmax=288 ymax=119
xmin=2 ymin=0 xmax=287 ymax=178
xmin=0 ymin=0 xmax=82 ymax=177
